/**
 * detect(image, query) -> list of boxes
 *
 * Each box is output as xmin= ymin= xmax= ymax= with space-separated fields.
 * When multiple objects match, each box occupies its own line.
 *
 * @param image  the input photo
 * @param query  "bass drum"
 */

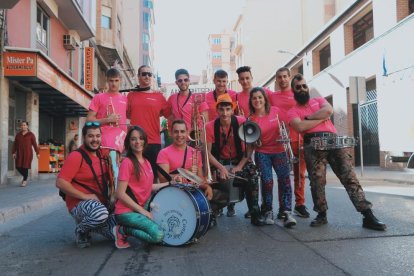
xmin=148 ymin=184 xmax=211 ymax=246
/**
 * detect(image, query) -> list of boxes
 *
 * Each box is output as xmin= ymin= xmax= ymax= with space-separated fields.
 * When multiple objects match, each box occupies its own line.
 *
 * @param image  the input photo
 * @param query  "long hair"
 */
xmin=124 ymin=126 xmax=148 ymax=180
xmin=248 ymin=87 xmax=271 ymax=115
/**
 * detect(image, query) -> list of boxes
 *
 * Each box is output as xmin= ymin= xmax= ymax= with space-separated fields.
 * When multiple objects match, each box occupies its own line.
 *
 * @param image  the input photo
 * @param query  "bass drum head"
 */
xmin=149 ymin=186 xmax=197 ymax=246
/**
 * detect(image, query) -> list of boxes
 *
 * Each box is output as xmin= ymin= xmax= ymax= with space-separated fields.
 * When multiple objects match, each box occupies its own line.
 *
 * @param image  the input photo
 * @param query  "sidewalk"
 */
xmin=0 ymin=166 xmax=413 ymax=225
xmin=0 ymin=173 xmax=61 ymax=224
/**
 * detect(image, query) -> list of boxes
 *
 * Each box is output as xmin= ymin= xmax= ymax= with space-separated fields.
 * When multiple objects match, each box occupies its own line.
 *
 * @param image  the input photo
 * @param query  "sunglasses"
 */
xmin=85 ymin=122 xmax=100 ymax=127
xmin=295 ymin=84 xmax=308 ymax=90
xmin=177 ymin=78 xmax=189 ymax=83
xmin=140 ymin=72 xmax=153 ymax=77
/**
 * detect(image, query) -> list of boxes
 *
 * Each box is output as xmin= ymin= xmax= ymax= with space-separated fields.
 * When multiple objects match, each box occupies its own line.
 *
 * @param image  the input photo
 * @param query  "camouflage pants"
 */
xmin=303 ymin=145 xmax=372 ymax=213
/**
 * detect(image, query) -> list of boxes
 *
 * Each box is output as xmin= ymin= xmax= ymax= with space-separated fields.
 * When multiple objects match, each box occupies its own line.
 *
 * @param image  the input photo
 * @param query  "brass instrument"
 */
xmin=107 ymin=97 xmax=118 ymax=127
xmin=201 ymin=114 xmax=213 ymax=183
xmin=276 ymin=115 xmax=298 ymax=164
xmin=235 ymin=97 xmax=245 ymax=117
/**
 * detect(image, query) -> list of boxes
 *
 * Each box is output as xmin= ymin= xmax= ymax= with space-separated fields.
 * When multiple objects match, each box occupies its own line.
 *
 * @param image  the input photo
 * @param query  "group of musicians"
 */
xmin=56 ymin=65 xmax=387 ymax=249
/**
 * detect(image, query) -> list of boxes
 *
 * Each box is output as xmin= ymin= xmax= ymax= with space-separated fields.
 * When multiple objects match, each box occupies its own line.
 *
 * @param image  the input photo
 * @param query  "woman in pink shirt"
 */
xmin=249 ymin=87 xmax=296 ymax=228
xmin=112 ymin=126 xmax=169 ymax=249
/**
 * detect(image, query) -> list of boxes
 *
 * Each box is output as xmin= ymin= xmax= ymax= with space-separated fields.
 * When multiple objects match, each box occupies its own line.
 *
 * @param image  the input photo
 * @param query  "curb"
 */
xmin=0 ymin=194 xmax=62 ymax=224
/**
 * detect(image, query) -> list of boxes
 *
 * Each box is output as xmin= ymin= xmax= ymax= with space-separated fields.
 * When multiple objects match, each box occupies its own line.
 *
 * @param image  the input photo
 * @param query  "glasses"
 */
xmin=140 ymin=72 xmax=153 ymax=77
xmin=295 ymin=84 xmax=308 ymax=90
xmin=177 ymin=78 xmax=189 ymax=83
xmin=85 ymin=122 xmax=100 ymax=127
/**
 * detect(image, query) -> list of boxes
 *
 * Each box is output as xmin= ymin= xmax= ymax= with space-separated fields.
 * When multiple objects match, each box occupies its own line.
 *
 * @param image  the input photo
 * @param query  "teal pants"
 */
xmin=115 ymin=212 xmax=164 ymax=244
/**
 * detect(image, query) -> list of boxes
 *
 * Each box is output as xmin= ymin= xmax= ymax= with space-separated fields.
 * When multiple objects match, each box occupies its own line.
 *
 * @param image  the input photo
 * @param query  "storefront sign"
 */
xmin=3 ymin=52 xmax=37 ymax=76
xmin=84 ymin=47 xmax=94 ymax=91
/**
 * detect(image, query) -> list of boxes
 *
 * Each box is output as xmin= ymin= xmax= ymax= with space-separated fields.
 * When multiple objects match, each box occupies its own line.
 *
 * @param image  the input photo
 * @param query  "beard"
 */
xmin=84 ymin=143 xmax=99 ymax=152
xmin=294 ymin=90 xmax=310 ymax=105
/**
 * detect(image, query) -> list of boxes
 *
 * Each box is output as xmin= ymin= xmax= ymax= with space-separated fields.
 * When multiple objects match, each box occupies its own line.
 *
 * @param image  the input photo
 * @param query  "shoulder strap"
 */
xmin=126 ymin=186 xmax=139 ymax=204
xmin=181 ymin=146 xmax=188 ymax=168
xmin=155 ymin=163 xmax=172 ymax=182
xmin=231 ymin=116 xmax=243 ymax=160
xmin=212 ymin=118 xmax=221 ymax=160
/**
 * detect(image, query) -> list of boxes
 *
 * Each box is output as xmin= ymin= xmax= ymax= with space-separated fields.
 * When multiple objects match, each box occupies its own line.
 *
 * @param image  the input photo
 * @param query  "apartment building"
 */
xmin=261 ymin=0 xmax=414 ymax=169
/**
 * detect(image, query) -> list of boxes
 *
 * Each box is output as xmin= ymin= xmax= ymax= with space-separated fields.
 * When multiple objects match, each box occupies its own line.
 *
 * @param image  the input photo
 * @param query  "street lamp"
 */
xmin=276 ymin=49 xmax=310 ymax=66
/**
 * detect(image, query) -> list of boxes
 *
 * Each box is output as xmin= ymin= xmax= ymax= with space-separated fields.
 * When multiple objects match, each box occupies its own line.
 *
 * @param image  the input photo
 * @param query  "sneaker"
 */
xmin=227 ymin=204 xmax=236 ymax=217
xmin=362 ymin=209 xmax=387 ymax=231
xmin=244 ymin=210 xmax=252 ymax=219
xmin=276 ymin=209 xmax=287 ymax=220
xmin=310 ymin=213 xmax=328 ymax=227
xmin=283 ymin=211 xmax=297 ymax=228
xmin=264 ymin=211 xmax=275 ymax=225
xmin=294 ymin=205 xmax=310 ymax=218
xmin=113 ymin=225 xmax=130 ymax=249
xmin=209 ymin=215 xmax=218 ymax=229
xmin=75 ymin=230 xmax=91 ymax=249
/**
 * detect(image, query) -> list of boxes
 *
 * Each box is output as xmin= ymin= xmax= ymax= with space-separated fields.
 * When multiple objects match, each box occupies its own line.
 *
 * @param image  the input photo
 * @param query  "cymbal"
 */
xmin=177 ymin=168 xmax=204 ymax=186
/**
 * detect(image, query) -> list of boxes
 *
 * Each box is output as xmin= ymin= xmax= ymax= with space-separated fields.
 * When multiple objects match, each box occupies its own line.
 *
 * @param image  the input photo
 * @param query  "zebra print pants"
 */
xmin=70 ymin=199 xmax=116 ymax=240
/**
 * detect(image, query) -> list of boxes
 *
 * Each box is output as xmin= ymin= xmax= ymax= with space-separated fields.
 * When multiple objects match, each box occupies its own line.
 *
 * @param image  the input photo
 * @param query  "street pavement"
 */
xmin=0 ymin=167 xmax=413 ymax=275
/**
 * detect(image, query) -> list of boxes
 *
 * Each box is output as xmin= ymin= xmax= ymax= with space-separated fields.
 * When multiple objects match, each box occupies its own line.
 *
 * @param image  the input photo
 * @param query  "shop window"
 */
xmin=352 ymin=11 xmax=374 ymax=50
xmin=101 ymin=6 xmax=111 ymax=29
xmin=396 ymin=0 xmax=414 ymax=21
xmin=36 ymin=6 xmax=49 ymax=50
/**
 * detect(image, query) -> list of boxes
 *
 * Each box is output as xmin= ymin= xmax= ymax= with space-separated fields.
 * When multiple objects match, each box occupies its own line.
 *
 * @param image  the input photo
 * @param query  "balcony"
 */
xmin=0 ymin=0 xmax=19 ymax=9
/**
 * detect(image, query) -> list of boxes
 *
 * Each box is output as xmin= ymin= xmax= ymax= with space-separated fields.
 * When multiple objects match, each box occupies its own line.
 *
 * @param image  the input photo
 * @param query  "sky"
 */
xmin=154 ymin=0 xmax=246 ymax=83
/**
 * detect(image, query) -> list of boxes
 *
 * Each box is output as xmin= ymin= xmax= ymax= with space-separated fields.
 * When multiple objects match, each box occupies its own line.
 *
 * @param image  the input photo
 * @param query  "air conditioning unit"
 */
xmin=63 ymin=34 xmax=78 ymax=50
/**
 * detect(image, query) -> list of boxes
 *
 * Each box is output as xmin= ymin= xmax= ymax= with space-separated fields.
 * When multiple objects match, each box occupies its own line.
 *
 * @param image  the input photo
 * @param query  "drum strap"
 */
xmin=212 ymin=116 xmax=243 ymax=161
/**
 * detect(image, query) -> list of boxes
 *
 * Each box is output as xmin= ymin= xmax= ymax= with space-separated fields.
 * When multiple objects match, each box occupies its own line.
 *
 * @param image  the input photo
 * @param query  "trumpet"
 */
xmin=276 ymin=115 xmax=298 ymax=164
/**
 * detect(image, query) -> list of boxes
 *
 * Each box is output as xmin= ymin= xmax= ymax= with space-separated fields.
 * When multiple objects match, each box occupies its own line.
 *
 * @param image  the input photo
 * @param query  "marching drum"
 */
xmin=310 ymin=136 xmax=356 ymax=150
xmin=148 ymin=184 xmax=211 ymax=246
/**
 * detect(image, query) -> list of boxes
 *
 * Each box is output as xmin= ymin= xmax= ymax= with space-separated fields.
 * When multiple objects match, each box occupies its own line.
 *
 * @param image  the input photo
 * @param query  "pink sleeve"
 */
xmin=88 ymin=94 xmax=100 ymax=112
xmin=156 ymin=149 xmax=169 ymax=165
xmin=316 ymin=97 xmax=328 ymax=107
xmin=58 ymin=152 xmax=82 ymax=182
xmin=118 ymin=158 xmax=132 ymax=181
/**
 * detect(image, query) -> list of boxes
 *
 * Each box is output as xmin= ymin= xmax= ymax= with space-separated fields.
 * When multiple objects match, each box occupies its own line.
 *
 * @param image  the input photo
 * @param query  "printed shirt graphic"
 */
xmin=115 ymin=157 xmax=154 ymax=214
xmin=287 ymin=97 xmax=337 ymax=135
xmin=89 ymin=93 xmax=127 ymax=152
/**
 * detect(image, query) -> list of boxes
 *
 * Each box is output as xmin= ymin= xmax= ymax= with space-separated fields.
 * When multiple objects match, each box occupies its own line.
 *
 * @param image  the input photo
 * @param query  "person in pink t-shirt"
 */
xmin=167 ymin=69 xmax=209 ymax=132
xmin=156 ymin=119 xmax=213 ymax=199
xmin=87 ymin=68 xmax=127 ymax=154
xmin=234 ymin=66 xmax=272 ymax=118
xmin=249 ymin=87 xmax=296 ymax=228
xmin=269 ymin=67 xmax=309 ymax=219
xmin=288 ymin=74 xmax=386 ymax=231
xmin=113 ymin=126 xmax=169 ymax=249
xmin=127 ymin=65 xmax=171 ymax=179
xmin=206 ymin=94 xmax=265 ymax=227
xmin=205 ymin=70 xmax=236 ymax=121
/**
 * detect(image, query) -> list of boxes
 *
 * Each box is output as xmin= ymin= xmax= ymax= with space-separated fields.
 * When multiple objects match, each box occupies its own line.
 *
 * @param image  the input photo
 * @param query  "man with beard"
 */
xmin=269 ymin=67 xmax=309 ymax=219
xmin=167 ymin=69 xmax=209 ymax=132
xmin=288 ymin=74 xmax=386 ymax=231
xmin=56 ymin=123 xmax=116 ymax=248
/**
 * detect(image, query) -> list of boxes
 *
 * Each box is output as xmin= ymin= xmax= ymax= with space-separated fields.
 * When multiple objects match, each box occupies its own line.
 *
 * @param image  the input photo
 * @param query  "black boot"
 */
xmin=251 ymin=213 xmax=265 ymax=226
xmin=310 ymin=211 xmax=328 ymax=227
xmin=361 ymin=209 xmax=386 ymax=231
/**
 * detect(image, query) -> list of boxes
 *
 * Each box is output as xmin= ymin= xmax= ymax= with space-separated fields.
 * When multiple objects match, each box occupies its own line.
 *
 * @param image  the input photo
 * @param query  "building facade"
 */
xmin=261 ymin=0 xmax=414 ymax=169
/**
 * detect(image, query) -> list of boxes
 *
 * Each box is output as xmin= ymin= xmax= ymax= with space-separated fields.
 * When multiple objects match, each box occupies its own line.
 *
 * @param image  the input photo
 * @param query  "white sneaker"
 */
xmin=264 ymin=211 xmax=275 ymax=225
xmin=283 ymin=211 xmax=297 ymax=228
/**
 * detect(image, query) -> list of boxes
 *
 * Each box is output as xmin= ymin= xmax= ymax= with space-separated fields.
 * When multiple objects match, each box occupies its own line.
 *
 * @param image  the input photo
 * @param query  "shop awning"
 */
xmin=3 ymin=48 xmax=94 ymax=117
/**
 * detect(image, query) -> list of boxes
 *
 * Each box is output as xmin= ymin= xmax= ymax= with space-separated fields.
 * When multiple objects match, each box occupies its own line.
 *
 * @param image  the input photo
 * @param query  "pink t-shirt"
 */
xmin=115 ymin=157 xmax=154 ymax=214
xmin=205 ymin=90 xmax=237 ymax=121
xmin=89 ymin=93 xmax=128 ymax=152
xmin=250 ymin=107 xmax=285 ymax=154
xmin=269 ymin=89 xmax=301 ymax=142
xmin=167 ymin=92 xmax=209 ymax=131
xmin=127 ymin=91 xmax=171 ymax=144
xmin=206 ymin=116 xmax=246 ymax=159
xmin=287 ymin=97 xmax=337 ymax=135
xmin=156 ymin=144 xmax=202 ymax=172
xmin=234 ymin=88 xmax=272 ymax=118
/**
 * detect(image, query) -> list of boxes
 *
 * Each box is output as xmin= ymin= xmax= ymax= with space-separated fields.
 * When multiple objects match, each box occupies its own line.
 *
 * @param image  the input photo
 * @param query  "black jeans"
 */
xmin=16 ymin=167 xmax=29 ymax=181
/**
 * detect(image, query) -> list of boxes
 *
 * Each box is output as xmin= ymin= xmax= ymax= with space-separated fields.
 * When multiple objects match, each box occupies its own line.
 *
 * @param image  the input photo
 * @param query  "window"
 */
xmin=352 ymin=11 xmax=373 ymax=50
xmin=143 ymin=12 xmax=151 ymax=30
xmin=142 ymin=33 xmax=150 ymax=51
xmin=144 ymin=0 xmax=153 ymax=9
xmin=212 ymin=52 xmax=222 ymax=59
xmin=397 ymin=0 xmax=414 ymax=21
xmin=101 ymin=6 xmax=111 ymax=29
xmin=36 ymin=6 xmax=49 ymax=47
xmin=319 ymin=43 xmax=331 ymax=71
xmin=212 ymin=38 xmax=221 ymax=45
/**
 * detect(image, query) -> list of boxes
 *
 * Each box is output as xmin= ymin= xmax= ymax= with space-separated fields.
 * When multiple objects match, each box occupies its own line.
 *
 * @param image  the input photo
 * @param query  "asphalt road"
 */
xmin=0 ymin=179 xmax=413 ymax=276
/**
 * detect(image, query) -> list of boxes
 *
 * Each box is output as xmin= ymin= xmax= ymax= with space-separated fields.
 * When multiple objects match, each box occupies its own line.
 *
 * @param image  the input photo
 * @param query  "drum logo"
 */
xmin=163 ymin=210 xmax=187 ymax=240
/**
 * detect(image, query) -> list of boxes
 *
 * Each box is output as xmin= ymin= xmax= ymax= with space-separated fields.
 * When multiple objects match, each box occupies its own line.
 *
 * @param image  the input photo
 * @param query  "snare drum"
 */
xmin=148 ymin=184 xmax=211 ymax=246
xmin=311 ymin=136 xmax=356 ymax=150
xmin=212 ymin=165 xmax=245 ymax=204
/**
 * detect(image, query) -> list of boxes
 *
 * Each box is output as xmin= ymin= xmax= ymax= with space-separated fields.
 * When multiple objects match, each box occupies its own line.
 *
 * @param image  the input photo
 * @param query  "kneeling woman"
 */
xmin=113 ymin=126 xmax=169 ymax=249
